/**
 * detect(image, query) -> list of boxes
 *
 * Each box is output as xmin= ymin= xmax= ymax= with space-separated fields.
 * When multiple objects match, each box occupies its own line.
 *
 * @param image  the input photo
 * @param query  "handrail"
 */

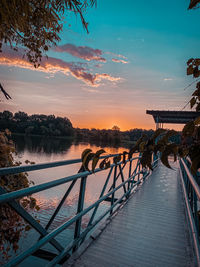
xmin=180 ymin=158 xmax=200 ymax=200
xmin=0 ymin=157 xmax=139 ymax=204
xmin=0 ymin=153 xmax=120 ymax=176
xmin=0 ymin=153 xmax=158 ymax=266
xmin=179 ymin=158 xmax=200 ymax=267
xmin=6 ymin=171 xmax=146 ymax=267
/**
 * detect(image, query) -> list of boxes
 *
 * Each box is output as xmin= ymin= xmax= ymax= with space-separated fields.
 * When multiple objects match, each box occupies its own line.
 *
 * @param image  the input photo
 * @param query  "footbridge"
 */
xmin=0 ymin=153 xmax=199 ymax=266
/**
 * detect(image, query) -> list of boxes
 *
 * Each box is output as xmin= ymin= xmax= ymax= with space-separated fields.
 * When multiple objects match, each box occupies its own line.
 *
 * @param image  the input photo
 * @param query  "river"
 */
xmin=6 ymin=135 xmax=132 ymax=266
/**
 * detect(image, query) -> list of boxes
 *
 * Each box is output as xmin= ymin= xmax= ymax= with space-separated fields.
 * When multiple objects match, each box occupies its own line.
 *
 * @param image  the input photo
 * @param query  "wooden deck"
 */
xmin=64 ymin=162 xmax=195 ymax=267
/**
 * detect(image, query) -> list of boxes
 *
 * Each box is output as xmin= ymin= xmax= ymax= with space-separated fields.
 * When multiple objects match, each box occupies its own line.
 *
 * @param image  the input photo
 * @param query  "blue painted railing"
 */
xmin=0 ymin=153 xmax=158 ymax=266
xmin=179 ymin=158 xmax=200 ymax=266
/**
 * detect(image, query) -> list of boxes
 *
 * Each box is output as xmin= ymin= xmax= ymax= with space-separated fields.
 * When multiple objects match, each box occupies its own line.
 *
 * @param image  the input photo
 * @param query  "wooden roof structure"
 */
xmin=146 ymin=110 xmax=200 ymax=124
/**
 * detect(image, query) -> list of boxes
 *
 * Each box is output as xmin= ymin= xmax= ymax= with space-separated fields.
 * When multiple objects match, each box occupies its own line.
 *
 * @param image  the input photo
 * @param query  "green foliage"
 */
xmin=80 ymin=148 xmax=129 ymax=174
xmin=79 ymin=114 xmax=200 ymax=177
xmin=0 ymin=130 xmax=39 ymax=261
xmin=0 ymin=111 xmax=74 ymax=137
xmin=81 ymin=148 xmax=109 ymax=172
xmin=187 ymin=59 xmax=200 ymax=111
xmin=92 ymin=149 xmax=105 ymax=172
xmin=0 ymin=111 xmax=155 ymax=144
xmin=75 ymin=127 xmax=154 ymax=145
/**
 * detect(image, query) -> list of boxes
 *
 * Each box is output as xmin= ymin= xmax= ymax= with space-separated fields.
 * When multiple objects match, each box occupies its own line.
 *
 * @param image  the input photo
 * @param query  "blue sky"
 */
xmin=0 ymin=0 xmax=199 ymax=130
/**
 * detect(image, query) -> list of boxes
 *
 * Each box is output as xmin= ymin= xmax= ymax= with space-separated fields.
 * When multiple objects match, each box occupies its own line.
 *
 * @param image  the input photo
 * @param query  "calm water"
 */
xmin=7 ymin=135 xmax=135 ymax=266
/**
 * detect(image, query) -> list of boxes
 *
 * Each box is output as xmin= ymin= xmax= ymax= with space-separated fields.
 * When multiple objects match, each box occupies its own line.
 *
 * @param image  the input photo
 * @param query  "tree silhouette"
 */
xmin=0 ymin=0 xmax=96 ymax=66
xmin=0 ymin=0 xmax=96 ymax=98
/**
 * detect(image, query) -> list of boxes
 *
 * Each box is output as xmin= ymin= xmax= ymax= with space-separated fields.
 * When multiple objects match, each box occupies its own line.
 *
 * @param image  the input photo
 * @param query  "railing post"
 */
xmin=87 ymin=166 xmax=114 ymax=227
xmin=0 ymin=153 xmax=147 ymax=266
xmin=73 ymin=175 xmax=87 ymax=251
xmin=119 ymin=164 xmax=127 ymax=195
xmin=138 ymin=161 xmax=141 ymax=181
xmin=179 ymin=159 xmax=200 ymax=267
xmin=110 ymin=165 xmax=117 ymax=215
xmin=128 ymin=160 xmax=132 ymax=192
xmin=130 ymin=158 xmax=139 ymax=187
xmin=193 ymin=191 xmax=200 ymax=236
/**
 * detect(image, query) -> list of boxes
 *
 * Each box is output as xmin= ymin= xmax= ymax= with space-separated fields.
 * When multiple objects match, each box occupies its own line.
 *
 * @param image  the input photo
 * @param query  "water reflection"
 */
xmin=10 ymin=136 xmax=133 ymax=260
xmin=12 ymin=134 xmax=73 ymax=154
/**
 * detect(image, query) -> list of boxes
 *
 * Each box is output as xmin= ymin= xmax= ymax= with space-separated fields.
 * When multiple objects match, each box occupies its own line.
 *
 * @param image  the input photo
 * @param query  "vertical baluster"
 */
xmin=153 ymin=152 xmax=157 ymax=168
xmin=110 ymin=165 xmax=117 ymax=215
xmin=108 ymin=163 xmax=127 ymax=192
xmin=128 ymin=159 xmax=132 ymax=192
xmin=119 ymin=164 xmax=127 ymax=196
xmin=189 ymin=182 xmax=192 ymax=209
xmin=130 ymin=158 xmax=138 ymax=187
xmin=193 ymin=190 xmax=199 ymax=235
xmin=138 ymin=156 xmax=141 ymax=182
xmin=73 ymin=175 xmax=87 ymax=251
xmin=87 ymin=166 xmax=114 ymax=227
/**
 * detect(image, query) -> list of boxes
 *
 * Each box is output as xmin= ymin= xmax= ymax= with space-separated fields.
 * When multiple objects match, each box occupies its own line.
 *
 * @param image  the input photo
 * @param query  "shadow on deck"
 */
xmin=64 ymin=162 xmax=194 ymax=267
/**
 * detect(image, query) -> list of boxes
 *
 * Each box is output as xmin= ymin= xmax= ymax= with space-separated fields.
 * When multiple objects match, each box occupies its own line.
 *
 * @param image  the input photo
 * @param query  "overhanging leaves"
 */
xmin=81 ymin=149 xmax=92 ymax=162
xmin=151 ymin=128 xmax=166 ymax=142
xmin=129 ymin=134 xmax=148 ymax=159
xmin=140 ymin=151 xmax=153 ymax=170
xmin=182 ymin=121 xmax=195 ymax=137
xmin=113 ymin=154 xmax=122 ymax=164
xmin=190 ymin=97 xmax=197 ymax=109
xmin=99 ymin=158 xmax=110 ymax=170
xmin=92 ymin=149 xmax=105 ymax=172
xmin=188 ymin=0 xmax=200 ymax=9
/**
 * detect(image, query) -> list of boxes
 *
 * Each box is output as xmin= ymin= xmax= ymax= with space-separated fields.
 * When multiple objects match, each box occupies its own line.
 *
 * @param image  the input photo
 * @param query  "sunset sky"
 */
xmin=0 ymin=0 xmax=199 ymax=130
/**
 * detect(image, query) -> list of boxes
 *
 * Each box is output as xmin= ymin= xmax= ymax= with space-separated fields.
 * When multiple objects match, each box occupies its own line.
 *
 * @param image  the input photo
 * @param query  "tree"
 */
xmin=0 ymin=130 xmax=39 ymax=261
xmin=14 ymin=111 xmax=28 ymax=122
xmin=187 ymin=59 xmax=200 ymax=111
xmin=112 ymin=125 xmax=120 ymax=131
xmin=0 ymin=0 xmax=96 ymax=66
xmin=0 ymin=0 xmax=96 ymax=99
xmin=0 ymin=110 xmax=13 ymax=120
xmin=188 ymin=0 xmax=200 ymax=9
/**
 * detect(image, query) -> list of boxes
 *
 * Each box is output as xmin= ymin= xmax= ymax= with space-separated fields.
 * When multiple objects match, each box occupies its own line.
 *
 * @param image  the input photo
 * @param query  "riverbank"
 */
xmin=11 ymin=133 xmax=136 ymax=152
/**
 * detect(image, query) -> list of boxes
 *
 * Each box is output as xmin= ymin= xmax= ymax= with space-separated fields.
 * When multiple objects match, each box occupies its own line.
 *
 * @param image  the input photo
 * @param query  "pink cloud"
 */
xmin=54 ymin=44 xmax=106 ymax=62
xmin=106 ymin=51 xmax=128 ymax=59
xmin=95 ymin=73 xmax=121 ymax=82
xmin=112 ymin=58 xmax=128 ymax=64
xmin=0 ymin=48 xmax=120 ymax=86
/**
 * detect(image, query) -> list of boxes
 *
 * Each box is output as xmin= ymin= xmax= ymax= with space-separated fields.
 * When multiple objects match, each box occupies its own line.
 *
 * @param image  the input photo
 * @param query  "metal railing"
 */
xmin=179 ymin=158 xmax=200 ymax=267
xmin=0 ymin=153 xmax=158 ymax=266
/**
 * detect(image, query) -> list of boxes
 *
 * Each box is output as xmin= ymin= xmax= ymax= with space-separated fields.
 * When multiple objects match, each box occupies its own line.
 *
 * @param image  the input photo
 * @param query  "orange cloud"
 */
xmin=112 ymin=58 xmax=129 ymax=64
xmin=0 ymin=48 xmax=121 ymax=86
xmin=95 ymin=73 xmax=121 ymax=82
xmin=54 ymin=43 xmax=106 ymax=62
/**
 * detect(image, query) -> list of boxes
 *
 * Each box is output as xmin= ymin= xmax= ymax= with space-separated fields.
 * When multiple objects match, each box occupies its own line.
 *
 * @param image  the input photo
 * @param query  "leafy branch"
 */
xmin=80 ymin=113 xmax=200 ymax=180
xmin=0 ymin=130 xmax=39 ymax=262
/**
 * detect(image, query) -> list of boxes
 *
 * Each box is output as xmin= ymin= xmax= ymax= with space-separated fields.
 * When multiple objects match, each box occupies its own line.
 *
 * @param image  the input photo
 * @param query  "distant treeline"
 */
xmin=0 ymin=110 xmax=155 ymax=144
xmin=0 ymin=111 xmax=74 ymax=137
xmin=74 ymin=127 xmax=154 ymax=145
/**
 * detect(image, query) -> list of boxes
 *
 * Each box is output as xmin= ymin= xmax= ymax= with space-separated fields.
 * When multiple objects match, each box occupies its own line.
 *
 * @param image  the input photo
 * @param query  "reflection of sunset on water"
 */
xmin=14 ymin=141 xmax=135 ymax=244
